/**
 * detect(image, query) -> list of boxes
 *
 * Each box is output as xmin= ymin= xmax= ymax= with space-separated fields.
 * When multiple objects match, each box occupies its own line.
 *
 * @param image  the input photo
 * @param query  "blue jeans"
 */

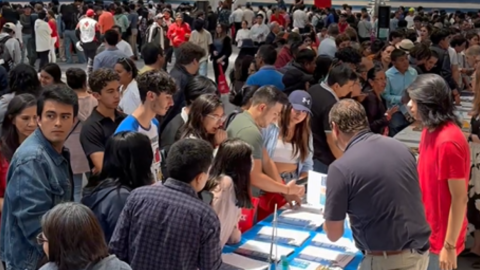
xmin=198 ymin=61 xmax=208 ymax=76
xmin=21 ymin=34 xmax=33 ymax=64
xmin=73 ymin=173 xmax=84 ymax=202
xmin=64 ymin=30 xmax=86 ymax=63
xmin=389 ymin=111 xmax=410 ymax=137
xmin=426 ymin=253 xmax=439 ymax=270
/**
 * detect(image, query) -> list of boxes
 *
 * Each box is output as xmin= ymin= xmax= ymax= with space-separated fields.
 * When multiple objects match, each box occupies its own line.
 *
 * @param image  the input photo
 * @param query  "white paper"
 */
xmin=311 ymin=234 xmax=358 ymax=253
xmin=221 ymin=253 xmax=269 ymax=270
xmin=298 ymin=246 xmax=355 ymax=269
xmin=234 ymin=240 xmax=295 ymax=262
xmin=307 ymin=170 xmax=327 ymax=208
xmin=256 ymin=226 xmax=311 ymax=246
xmin=278 ymin=207 xmax=324 ymax=229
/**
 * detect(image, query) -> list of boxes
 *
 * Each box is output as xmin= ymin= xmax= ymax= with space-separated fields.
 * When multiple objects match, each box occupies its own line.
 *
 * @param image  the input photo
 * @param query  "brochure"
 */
xmin=296 ymin=246 xmax=355 ymax=269
xmin=254 ymin=226 xmax=311 ymax=247
xmin=309 ymin=234 xmax=358 ymax=253
xmin=234 ymin=240 xmax=295 ymax=263
xmin=277 ymin=206 xmax=324 ymax=230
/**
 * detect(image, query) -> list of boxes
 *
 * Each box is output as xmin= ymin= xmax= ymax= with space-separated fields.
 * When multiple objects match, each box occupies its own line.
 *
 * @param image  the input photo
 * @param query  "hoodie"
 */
xmin=39 ymin=255 xmax=131 ymax=270
xmin=81 ymin=180 xmax=131 ymax=242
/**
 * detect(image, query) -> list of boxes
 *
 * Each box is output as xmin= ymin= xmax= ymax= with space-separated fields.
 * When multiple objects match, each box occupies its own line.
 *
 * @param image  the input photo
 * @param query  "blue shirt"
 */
xmin=383 ymin=66 xmax=418 ymax=107
xmin=93 ymin=47 xmax=128 ymax=71
xmin=114 ymin=115 xmax=162 ymax=182
xmin=246 ymin=65 xmax=285 ymax=91
xmin=317 ymin=37 xmax=336 ymax=58
xmin=0 ymin=129 xmax=73 ymax=270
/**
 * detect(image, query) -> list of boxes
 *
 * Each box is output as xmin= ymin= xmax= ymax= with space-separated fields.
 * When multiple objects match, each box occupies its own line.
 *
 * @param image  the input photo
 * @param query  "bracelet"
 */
xmin=444 ymin=242 xmax=456 ymax=250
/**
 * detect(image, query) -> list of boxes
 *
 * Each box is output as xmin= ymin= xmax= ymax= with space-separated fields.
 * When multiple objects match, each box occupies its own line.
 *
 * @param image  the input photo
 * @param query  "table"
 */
xmin=222 ymin=212 xmax=364 ymax=270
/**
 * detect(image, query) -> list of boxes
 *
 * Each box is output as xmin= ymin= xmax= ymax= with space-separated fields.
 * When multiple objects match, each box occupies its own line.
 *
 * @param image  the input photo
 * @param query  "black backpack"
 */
xmin=0 ymin=36 xmax=13 ymax=72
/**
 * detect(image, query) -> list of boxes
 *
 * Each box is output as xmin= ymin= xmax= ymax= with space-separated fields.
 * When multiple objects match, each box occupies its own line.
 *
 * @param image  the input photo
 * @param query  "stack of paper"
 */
xmin=295 ymin=246 xmax=355 ymax=269
xmin=278 ymin=205 xmax=324 ymax=229
xmin=234 ymin=240 xmax=295 ymax=263
xmin=306 ymin=171 xmax=327 ymax=208
xmin=254 ymin=226 xmax=311 ymax=246
xmin=310 ymin=234 xmax=358 ymax=253
xmin=220 ymin=253 xmax=269 ymax=270
xmin=289 ymin=258 xmax=333 ymax=270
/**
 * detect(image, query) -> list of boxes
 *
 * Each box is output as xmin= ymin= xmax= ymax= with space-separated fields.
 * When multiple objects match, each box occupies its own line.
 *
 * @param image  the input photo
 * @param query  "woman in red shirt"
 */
xmin=167 ymin=13 xmax=191 ymax=53
xmin=270 ymin=8 xmax=285 ymax=28
xmin=47 ymin=10 xmax=59 ymax=63
xmin=0 ymin=94 xmax=38 ymax=226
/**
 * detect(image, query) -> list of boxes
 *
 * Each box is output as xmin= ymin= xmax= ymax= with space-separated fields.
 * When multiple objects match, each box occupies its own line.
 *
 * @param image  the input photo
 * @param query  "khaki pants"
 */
xmin=129 ymin=28 xmax=138 ymax=58
xmin=360 ymin=250 xmax=429 ymax=270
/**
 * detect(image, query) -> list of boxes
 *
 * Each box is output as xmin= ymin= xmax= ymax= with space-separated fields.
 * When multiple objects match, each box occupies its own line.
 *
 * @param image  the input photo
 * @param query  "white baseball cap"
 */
xmin=3 ymin=22 xmax=16 ymax=33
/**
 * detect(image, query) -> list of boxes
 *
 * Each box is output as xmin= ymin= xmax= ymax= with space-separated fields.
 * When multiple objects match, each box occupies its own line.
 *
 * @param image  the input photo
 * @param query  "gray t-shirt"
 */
xmin=324 ymin=131 xmax=431 ymax=251
xmin=0 ymin=93 xmax=15 ymax=137
xmin=317 ymin=36 xmax=337 ymax=58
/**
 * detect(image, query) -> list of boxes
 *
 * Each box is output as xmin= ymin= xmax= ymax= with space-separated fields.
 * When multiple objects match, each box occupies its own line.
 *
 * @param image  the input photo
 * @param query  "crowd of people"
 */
xmin=0 ymin=0 xmax=479 ymax=270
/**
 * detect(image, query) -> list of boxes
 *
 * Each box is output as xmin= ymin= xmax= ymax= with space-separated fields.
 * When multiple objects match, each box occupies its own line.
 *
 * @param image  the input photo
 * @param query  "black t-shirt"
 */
xmin=307 ymin=83 xmax=338 ymax=166
xmin=79 ymin=108 xmax=126 ymax=170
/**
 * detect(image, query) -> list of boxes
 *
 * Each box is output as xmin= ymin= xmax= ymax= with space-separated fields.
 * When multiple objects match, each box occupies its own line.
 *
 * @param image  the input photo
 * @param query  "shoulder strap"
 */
xmin=66 ymin=120 xmax=81 ymax=140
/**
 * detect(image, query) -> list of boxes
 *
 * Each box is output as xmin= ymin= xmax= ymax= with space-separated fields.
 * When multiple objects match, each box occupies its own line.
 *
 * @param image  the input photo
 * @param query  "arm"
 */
xmin=105 ymin=189 xmax=130 ymax=242
xmin=382 ymin=76 xmax=402 ymax=106
xmin=363 ymin=95 xmax=389 ymax=133
xmin=323 ymin=164 xmax=348 ymax=242
xmin=79 ymin=123 xmax=106 ymax=173
xmin=198 ymin=215 xmax=222 ymax=270
xmin=438 ymin=142 xmax=469 ymax=248
xmin=9 ymin=159 xmax=53 ymax=254
xmin=220 ymin=36 xmax=232 ymax=59
xmin=92 ymin=55 xmax=101 ymax=71
xmin=262 ymin=148 xmax=283 ymax=183
xmin=299 ymin=134 xmax=314 ymax=178
xmin=441 ymin=53 xmax=459 ymax=91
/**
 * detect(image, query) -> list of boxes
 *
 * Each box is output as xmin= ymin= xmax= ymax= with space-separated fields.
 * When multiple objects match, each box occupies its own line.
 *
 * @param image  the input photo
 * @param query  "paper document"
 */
xmin=278 ymin=206 xmax=324 ymax=229
xmin=289 ymin=258 xmax=334 ymax=270
xmin=234 ymin=240 xmax=295 ymax=262
xmin=307 ymin=171 xmax=327 ymax=208
xmin=255 ymin=226 xmax=311 ymax=246
xmin=297 ymin=246 xmax=355 ymax=269
xmin=310 ymin=234 xmax=358 ymax=253
xmin=220 ymin=253 xmax=269 ymax=270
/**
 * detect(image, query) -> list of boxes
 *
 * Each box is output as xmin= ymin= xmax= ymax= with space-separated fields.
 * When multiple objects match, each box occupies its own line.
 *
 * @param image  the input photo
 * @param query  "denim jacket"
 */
xmin=261 ymin=124 xmax=314 ymax=175
xmin=0 ymin=129 xmax=73 ymax=270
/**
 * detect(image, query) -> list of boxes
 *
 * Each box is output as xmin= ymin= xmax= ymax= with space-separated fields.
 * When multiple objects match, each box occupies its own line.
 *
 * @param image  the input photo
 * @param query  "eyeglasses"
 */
xmin=207 ymin=114 xmax=227 ymax=123
xmin=36 ymin=233 xmax=48 ymax=245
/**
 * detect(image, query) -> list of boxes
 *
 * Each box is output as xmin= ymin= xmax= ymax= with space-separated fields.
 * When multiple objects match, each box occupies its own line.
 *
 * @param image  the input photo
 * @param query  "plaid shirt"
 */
xmin=109 ymin=179 xmax=222 ymax=270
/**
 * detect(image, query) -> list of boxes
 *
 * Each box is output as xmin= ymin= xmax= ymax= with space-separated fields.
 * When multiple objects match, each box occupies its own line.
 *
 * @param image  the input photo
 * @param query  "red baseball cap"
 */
xmin=86 ymin=9 xmax=94 ymax=17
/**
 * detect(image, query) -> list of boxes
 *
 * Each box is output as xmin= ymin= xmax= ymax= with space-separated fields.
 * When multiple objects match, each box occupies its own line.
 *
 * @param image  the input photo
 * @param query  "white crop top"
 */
xmin=271 ymin=139 xmax=299 ymax=164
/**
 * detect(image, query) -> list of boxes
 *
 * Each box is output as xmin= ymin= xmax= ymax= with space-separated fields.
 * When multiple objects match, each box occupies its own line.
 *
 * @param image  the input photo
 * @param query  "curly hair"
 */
xmin=8 ymin=64 xmax=42 ymax=96
xmin=175 ymin=42 xmax=206 ymax=66
xmin=136 ymin=70 xmax=177 ymax=102
xmin=88 ymin=68 xmax=120 ymax=93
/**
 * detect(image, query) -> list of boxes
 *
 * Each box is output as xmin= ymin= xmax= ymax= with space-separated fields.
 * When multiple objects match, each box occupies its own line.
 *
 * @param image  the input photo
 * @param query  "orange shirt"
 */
xmin=98 ymin=11 xmax=115 ymax=34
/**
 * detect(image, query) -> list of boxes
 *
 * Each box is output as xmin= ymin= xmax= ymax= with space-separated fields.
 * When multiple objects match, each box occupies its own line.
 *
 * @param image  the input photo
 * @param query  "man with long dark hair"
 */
xmin=408 ymin=74 xmax=470 ymax=270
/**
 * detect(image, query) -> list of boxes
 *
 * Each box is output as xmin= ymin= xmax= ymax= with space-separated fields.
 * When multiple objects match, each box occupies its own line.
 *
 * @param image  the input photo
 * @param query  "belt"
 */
xmin=364 ymin=250 xmax=410 ymax=256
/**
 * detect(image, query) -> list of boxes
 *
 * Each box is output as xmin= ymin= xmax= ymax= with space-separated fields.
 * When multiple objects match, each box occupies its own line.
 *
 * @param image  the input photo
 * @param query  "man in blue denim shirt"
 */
xmin=383 ymin=48 xmax=418 ymax=136
xmin=0 ymin=85 xmax=78 ymax=270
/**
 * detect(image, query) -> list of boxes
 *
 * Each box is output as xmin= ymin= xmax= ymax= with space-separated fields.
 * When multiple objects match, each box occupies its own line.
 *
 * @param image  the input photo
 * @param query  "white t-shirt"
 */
xmin=116 ymin=40 xmax=134 ymax=57
xmin=115 ymin=115 xmax=162 ymax=182
xmin=119 ymin=80 xmax=141 ymax=114
xmin=189 ymin=30 xmax=213 ymax=63
xmin=448 ymin=47 xmax=458 ymax=66
xmin=235 ymin=29 xmax=251 ymax=47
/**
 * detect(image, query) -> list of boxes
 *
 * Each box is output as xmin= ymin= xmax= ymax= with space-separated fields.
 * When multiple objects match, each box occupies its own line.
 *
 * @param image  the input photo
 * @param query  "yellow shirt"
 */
xmin=138 ymin=65 xmax=154 ymax=75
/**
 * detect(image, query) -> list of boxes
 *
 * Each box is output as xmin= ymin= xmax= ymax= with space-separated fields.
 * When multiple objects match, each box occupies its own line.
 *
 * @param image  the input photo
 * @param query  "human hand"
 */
xmin=387 ymin=106 xmax=398 ymax=117
xmin=214 ymin=129 xmax=227 ymax=146
xmin=216 ymin=58 xmax=223 ymax=64
xmin=439 ymin=247 xmax=457 ymax=270
xmin=213 ymin=51 xmax=218 ymax=56
xmin=283 ymin=193 xmax=302 ymax=208
xmin=286 ymin=180 xmax=305 ymax=197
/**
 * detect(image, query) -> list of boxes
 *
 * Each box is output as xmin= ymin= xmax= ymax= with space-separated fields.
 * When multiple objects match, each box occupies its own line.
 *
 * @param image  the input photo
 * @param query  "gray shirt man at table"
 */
xmin=323 ymin=99 xmax=431 ymax=270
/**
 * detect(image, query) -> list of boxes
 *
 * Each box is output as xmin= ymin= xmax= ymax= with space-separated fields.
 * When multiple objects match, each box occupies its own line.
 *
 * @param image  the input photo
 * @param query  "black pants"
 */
xmin=82 ymin=41 xmax=98 ymax=76
xmin=163 ymin=47 xmax=173 ymax=71
xmin=212 ymin=59 xmax=229 ymax=84
xmin=37 ymin=50 xmax=49 ymax=71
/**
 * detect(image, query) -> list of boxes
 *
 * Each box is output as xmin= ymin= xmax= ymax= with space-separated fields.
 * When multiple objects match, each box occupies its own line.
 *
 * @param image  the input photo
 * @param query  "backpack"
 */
xmin=0 ymin=36 xmax=13 ymax=72
xmin=225 ymin=110 xmax=242 ymax=128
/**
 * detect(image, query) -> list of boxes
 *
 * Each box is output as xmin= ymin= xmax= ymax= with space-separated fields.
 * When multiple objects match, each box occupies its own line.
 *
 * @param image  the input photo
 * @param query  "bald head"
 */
xmin=329 ymin=99 xmax=369 ymax=134
xmin=466 ymin=45 xmax=480 ymax=57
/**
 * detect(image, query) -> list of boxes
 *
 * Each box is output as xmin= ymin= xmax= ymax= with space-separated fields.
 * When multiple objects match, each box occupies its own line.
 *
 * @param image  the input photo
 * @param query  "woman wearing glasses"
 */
xmin=37 ymin=202 xmax=131 ymax=270
xmin=262 ymin=90 xmax=313 ymax=183
xmin=180 ymin=94 xmax=227 ymax=156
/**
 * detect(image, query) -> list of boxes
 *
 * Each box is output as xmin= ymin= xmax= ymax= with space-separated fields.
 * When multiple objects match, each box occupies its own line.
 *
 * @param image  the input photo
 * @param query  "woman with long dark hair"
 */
xmin=373 ymin=44 xmax=395 ymax=71
xmin=263 ymin=90 xmax=313 ymax=182
xmin=38 ymin=202 xmax=131 ymax=270
xmin=39 ymin=63 xmax=63 ymax=87
xmin=203 ymin=139 xmax=253 ymax=247
xmin=180 ymin=94 xmax=227 ymax=152
xmin=211 ymin=23 xmax=232 ymax=85
xmin=361 ymin=65 xmax=397 ymax=135
xmin=0 ymin=94 xmax=37 ymax=230
xmin=81 ymin=131 xmax=154 ymax=242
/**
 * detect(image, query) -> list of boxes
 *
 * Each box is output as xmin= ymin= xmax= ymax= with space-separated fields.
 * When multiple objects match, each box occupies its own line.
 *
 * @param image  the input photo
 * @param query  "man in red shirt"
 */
xmin=408 ymin=74 xmax=470 ymax=270
xmin=338 ymin=12 xmax=349 ymax=33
